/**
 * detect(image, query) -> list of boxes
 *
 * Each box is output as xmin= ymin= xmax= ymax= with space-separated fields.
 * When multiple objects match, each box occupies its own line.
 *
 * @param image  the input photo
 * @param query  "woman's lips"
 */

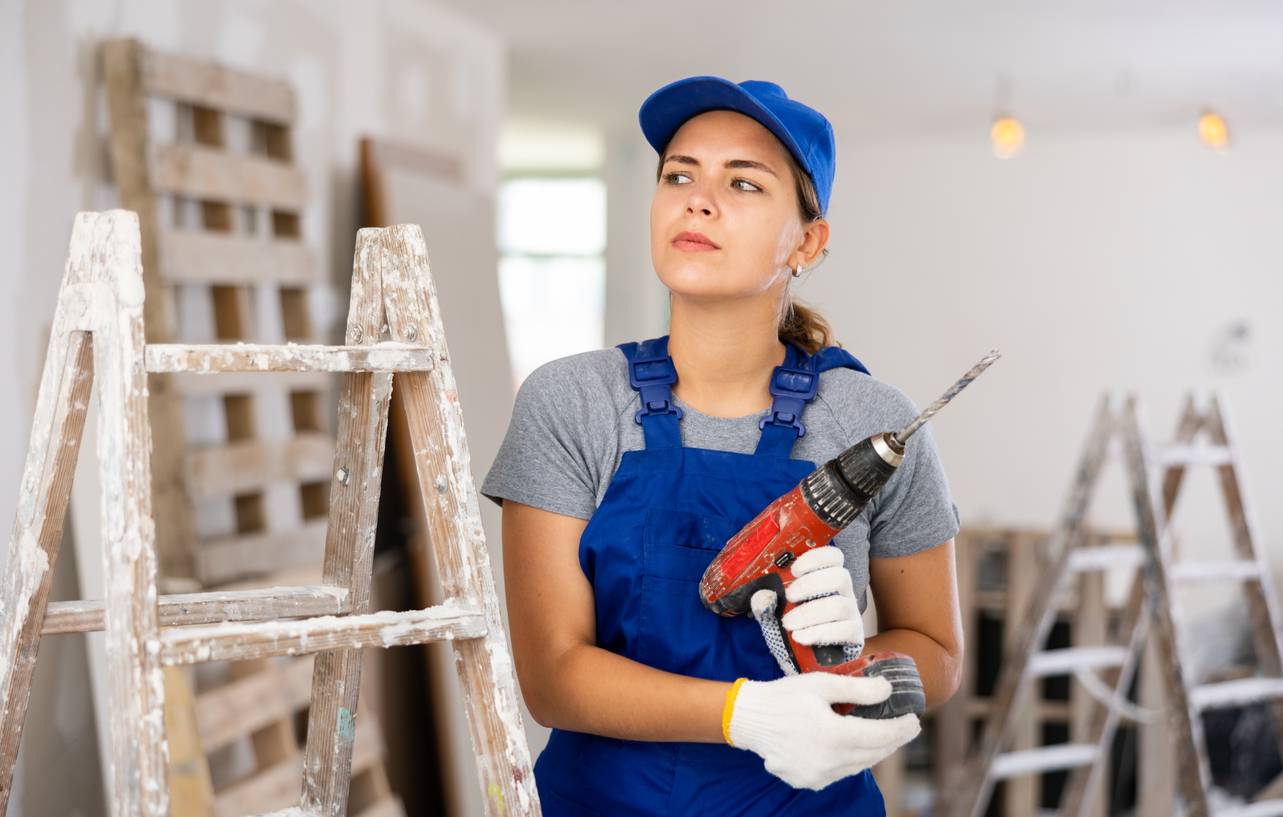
xmin=672 ymin=231 xmax=720 ymax=252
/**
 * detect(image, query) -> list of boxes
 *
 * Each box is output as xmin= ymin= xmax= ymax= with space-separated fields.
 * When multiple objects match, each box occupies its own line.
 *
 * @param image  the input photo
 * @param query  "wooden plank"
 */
xmin=163 ymin=667 xmax=216 ymax=815
xmin=103 ymin=36 xmax=197 ymax=583
xmin=380 ymin=224 xmax=540 ymax=817
xmin=298 ymin=228 xmax=392 ymax=816
xmin=140 ymin=47 xmax=295 ymax=123
xmin=184 ymin=433 xmax=333 ymax=498
xmin=145 ymin=343 xmax=435 ymax=374
xmin=69 ymin=212 xmax=171 ymax=817
xmin=161 ymin=230 xmax=317 ymax=286
xmin=159 ymin=604 xmax=485 ymax=665
xmin=0 ymin=225 xmax=98 ymax=812
xmin=194 ymin=520 xmax=329 ymax=586
xmin=42 ymin=584 xmax=348 ymax=634
xmin=151 ymin=144 xmax=306 ymax=209
xmin=194 ymin=656 xmax=313 ymax=752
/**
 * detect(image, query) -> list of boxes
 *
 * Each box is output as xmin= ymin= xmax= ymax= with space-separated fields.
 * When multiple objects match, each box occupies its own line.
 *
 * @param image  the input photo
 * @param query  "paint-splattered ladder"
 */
xmin=942 ymin=393 xmax=1283 ymax=817
xmin=0 ymin=211 xmax=539 ymax=817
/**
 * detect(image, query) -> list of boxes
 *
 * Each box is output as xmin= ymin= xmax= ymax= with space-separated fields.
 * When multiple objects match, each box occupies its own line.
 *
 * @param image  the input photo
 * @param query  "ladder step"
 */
xmin=1153 ymin=442 xmax=1233 ymax=466
xmin=1215 ymin=800 xmax=1283 ymax=817
xmin=1170 ymin=560 xmax=1262 ymax=583
xmin=1029 ymin=646 xmax=1129 ymax=677
xmin=991 ymin=744 xmax=1099 ymax=780
xmin=144 ymin=342 xmax=436 ymax=374
xmin=1191 ymin=678 xmax=1283 ymax=711
xmin=1067 ymin=545 xmax=1146 ymax=572
xmin=42 ymin=584 xmax=350 ymax=634
xmin=159 ymin=602 xmax=487 ymax=665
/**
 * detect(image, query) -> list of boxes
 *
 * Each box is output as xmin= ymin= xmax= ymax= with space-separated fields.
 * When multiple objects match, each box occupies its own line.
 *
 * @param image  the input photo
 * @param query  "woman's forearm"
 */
xmin=864 ymin=629 xmax=962 ymax=710
xmin=532 ymin=643 xmax=732 ymax=742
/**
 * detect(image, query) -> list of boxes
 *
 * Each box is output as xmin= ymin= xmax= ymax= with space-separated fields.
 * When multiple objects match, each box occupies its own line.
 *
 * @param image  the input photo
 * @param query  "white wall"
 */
xmin=609 ymin=123 xmax=1283 ymax=610
xmin=2 ymin=1 xmax=506 ymax=814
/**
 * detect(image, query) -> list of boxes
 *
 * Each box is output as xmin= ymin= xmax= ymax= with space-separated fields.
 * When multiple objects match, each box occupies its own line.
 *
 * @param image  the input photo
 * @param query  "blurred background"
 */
xmin=2 ymin=1 xmax=1282 ymax=815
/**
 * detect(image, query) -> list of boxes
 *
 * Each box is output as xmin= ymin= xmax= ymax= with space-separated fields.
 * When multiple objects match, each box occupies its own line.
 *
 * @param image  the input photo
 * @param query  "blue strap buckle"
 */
xmin=758 ymin=364 xmax=817 ymax=437
xmin=629 ymin=355 xmax=684 ymax=425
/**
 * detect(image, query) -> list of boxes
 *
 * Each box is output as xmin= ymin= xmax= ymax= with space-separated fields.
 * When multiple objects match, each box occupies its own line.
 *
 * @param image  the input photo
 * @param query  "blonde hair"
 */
xmin=656 ymin=140 xmax=836 ymax=355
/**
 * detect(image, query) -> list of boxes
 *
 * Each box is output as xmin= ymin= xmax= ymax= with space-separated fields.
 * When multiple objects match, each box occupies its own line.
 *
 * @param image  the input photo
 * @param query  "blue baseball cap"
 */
xmin=638 ymin=76 xmax=836 ymax=216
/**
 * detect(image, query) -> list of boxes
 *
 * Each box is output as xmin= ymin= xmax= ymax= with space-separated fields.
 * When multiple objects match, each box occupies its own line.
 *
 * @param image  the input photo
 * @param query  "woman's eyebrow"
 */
xmin=663 ymin=154 xmax=778 ymax=178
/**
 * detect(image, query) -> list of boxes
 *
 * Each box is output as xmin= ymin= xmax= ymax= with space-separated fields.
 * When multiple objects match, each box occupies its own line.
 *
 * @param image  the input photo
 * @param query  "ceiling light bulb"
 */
xmin=1198 ymin=111 xmax=1230 ymax=151
xmin=991 ymin=116 xmax=1025 ymax=159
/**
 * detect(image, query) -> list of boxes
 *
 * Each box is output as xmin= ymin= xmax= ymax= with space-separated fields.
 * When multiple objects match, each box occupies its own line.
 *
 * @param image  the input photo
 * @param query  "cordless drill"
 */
xmin=699 ymin=351 xmax=1000 ymax=719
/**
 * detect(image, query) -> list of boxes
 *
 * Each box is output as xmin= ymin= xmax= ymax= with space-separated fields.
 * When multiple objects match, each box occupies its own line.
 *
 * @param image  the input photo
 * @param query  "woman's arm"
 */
xmin=501 ymin=498 xmax=730 ymax=742
xmin=864 ymin=539 xmax=964 ymax=710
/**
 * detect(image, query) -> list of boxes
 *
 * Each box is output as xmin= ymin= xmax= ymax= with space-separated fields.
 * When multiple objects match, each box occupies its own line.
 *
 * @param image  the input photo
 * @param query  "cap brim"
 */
xmin=638 ymin=75 xmax=808 ymax=172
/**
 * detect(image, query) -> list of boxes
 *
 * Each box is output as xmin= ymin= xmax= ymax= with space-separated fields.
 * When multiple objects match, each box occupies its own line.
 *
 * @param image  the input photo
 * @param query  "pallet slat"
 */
xmin=141 ymin=48 xmax=294 ymax=123
xmin=161 ymin=229 xmax=317 ymax=285
xmin=195 ymin=520 xmax=329 ymax=586
xmin=184 ymin=433 xmax=334 ymax=498
xmin=151 ymin=144 xmax=306 ymax=209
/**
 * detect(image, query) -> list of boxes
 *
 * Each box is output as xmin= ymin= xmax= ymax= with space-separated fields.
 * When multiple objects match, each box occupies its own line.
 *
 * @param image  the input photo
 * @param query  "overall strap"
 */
xmin=617 ymin=335 xmax=683 ymax=450
xmin=753 ymin=343 xmax=872 ymax=457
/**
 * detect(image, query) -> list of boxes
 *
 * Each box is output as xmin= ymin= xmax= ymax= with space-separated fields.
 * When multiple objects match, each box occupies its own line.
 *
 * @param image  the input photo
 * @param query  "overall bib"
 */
xmin=534 ymin=335 xmax=886 ymax=817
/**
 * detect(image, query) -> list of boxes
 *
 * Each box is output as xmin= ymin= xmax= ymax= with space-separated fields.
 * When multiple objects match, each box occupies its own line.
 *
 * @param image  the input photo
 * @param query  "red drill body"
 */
xmin=699 ymin=350 xmax=1001 ymax=719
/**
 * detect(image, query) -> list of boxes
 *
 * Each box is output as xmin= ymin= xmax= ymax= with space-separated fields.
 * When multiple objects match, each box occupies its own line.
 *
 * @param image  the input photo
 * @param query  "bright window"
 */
xmin=497 ymin=176 xmax=606 ymax=392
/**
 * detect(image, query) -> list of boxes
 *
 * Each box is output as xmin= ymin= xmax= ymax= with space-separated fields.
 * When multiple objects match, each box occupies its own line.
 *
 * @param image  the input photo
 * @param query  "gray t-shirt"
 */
xmin=480 ymin=347 xmax=961 ymax=612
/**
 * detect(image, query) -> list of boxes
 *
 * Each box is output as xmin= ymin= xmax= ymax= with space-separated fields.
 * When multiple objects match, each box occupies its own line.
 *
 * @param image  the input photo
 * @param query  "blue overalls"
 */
xmin=534 ymin=334 xmax=885 ymax=817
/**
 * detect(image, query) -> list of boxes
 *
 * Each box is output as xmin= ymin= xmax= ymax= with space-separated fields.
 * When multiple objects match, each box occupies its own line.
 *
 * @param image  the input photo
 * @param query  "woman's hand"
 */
xmin=779 ymin=545 xmax=863 ymax=649
xmin=725 ymin=672 xmax=920 ymax=790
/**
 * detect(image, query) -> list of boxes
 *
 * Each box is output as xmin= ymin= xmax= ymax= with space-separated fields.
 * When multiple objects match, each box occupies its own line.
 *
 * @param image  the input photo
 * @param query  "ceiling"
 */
xmin=435 ymin=0 xmax=1283 ymax=140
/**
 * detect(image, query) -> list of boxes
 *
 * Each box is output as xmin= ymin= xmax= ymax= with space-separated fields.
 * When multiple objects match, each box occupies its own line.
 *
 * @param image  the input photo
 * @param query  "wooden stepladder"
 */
xmin=943 ymin=393 xmax=1283 ymax=817
xmin=0 ymin=211 xmax=539 ymax=817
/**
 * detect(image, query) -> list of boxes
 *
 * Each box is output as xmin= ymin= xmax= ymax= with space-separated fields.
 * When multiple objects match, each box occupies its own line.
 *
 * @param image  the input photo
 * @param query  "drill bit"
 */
xmin=893 ymin=350 xmax=1002 ymax=445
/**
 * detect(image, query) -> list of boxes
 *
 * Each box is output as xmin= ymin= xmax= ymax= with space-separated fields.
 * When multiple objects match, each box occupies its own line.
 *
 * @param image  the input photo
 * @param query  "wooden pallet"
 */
xmin=100 ymin=38 xmax=401 ymax=816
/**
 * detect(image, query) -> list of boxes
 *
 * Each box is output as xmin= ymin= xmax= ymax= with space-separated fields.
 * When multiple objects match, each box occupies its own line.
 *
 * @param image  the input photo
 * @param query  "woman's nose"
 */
xmin=684 ymin=182 xmax=716 ymax=216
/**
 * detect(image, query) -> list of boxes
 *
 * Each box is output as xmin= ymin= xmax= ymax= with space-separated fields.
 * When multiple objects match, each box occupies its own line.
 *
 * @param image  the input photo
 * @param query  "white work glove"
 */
xmin=778 ymin=545 xmax=864 ymax=650
xmin=723 ymin=671 xmax=921 ymax=790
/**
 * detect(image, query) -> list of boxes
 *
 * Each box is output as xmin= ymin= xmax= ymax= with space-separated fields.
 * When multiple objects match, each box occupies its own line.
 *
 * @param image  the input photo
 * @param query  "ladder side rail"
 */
xmin=379 ymin=225 xmax=540 ymax=817
xmin=300 ymin=229 xmax=393 ymax=817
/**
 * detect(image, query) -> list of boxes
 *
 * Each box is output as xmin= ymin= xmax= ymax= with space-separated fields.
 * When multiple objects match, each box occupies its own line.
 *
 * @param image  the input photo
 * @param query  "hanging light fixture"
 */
xmin=1197 ymin=110 xmax=1230 ymax=151
xmin=991 ymin=115 xmax=1025 ymax=159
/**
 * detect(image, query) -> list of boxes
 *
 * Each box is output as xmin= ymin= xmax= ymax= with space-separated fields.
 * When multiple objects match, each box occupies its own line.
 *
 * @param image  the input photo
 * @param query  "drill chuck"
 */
xmin=801 ymin=432 xmax=906 ymax=530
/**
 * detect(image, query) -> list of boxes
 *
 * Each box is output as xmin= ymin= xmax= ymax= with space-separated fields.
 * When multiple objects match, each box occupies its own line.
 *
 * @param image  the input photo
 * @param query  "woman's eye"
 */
xmin=732 ymin=178 xmax=762 ymax=193
xmin=662 ymin=171 xmax=691 ymax=184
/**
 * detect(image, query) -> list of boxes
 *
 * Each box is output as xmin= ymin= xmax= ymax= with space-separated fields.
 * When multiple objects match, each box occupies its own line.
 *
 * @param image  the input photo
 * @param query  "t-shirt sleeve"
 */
xmin=479 ymin=360 xmax=600 ymax=520
xmin=867 ymin=394 xmax=962 ymax=559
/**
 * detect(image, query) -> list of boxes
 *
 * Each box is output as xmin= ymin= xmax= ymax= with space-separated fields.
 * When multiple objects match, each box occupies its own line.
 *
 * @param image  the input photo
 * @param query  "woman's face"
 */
xmin=650 ymin=109 xmax=806 ymax=302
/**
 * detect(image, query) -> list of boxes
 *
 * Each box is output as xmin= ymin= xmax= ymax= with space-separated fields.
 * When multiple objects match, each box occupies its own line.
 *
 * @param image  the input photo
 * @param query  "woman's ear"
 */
xmin=798 ymin=218 xmax=830 ymax=269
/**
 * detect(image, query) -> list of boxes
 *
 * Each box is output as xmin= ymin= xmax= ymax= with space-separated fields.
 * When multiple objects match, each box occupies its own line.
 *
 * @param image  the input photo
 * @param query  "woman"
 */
xmin=480 ymin=75 xmax=963 ymax=816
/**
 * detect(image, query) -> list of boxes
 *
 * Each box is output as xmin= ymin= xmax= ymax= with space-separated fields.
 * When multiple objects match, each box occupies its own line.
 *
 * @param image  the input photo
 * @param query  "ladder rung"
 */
xmin=1029 ymin=646 xmax=1129 ymax=677
xmin=1217 ymin=800 xmax=1283 ymax=817
xmin=1067 ymin=545 xmax=1146 ymax=572
xmin=1153 ymin=443 xmax=1233 ymax=466
xmin=1170 ymin=560 xmax=1262 ymax=583
xmin=42 ymin=584 xmax=350 ymax=635
xmin=991 ymin=744 xmax=1098 ymax=780
xmin=159 ymin=602 xmax=487 ymax=665
xmin=1191 ymin=678 xmax=1283 ymax=711
xmin=144 ymin=342 xmax=436 ymax=374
